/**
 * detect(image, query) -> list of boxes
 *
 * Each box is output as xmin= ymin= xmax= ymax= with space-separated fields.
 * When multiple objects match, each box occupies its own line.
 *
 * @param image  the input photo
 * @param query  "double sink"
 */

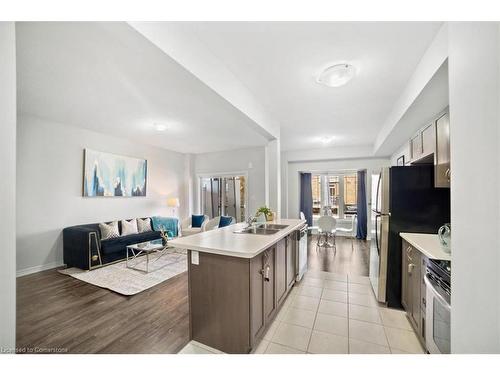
xmin=235 ymin=223 xmax=289 ymax=235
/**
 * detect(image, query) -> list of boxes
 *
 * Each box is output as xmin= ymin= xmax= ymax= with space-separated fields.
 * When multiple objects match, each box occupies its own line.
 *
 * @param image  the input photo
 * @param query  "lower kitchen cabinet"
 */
xmin=286 ymin=234 xmax=296 ymax=290
xmin=263 ymin=247 xmax=277 ymax=321
xmin=275 ymin=239 xmax=287 ymax=305
xmin=250 ymin=252 xmax=265 ymax=341
xmin=188 ymin=236 xmax=297 ymax=353
xmin=401 ymin=239 xmax=426 ymax=346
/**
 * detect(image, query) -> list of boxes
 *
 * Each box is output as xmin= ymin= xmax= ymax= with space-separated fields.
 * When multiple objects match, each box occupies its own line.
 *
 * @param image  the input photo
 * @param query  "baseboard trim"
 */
xmin=17 ymin=261 xmax=65 ymax=277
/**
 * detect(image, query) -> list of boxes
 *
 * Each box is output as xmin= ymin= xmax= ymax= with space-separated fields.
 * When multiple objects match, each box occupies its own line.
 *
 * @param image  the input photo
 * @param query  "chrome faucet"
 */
xmin=246 ymin=215 xmax=256 ymax=227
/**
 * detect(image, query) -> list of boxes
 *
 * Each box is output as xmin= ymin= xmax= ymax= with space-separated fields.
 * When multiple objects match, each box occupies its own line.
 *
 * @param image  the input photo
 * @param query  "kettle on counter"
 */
xmin=438 ymin=223 xmax=451 ymax=253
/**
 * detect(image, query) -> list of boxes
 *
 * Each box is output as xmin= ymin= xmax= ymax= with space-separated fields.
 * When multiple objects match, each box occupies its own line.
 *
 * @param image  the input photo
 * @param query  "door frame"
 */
xmin=196 ymin=170 xmax=249 ymax=221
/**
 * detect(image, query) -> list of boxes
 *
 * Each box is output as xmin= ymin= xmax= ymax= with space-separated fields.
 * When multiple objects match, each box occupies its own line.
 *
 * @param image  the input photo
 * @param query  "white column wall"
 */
xmin=448 ymin=22 xmax=500 ymax=353
xmin=265 ymin=139 xmax=281 ymax=218
xmin=0 ymin=21 xmax=16 ymax=352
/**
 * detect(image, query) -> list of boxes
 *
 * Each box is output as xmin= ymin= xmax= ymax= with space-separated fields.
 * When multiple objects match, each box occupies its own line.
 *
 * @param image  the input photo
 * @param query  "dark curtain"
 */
xmin=299 ymin=172 xmax=313 ymax=226
xmin=356 ymin=170 xmax=367 ymax=240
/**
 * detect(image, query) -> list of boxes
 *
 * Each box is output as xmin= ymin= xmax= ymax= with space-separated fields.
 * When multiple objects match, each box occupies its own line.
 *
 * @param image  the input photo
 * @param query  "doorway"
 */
xmin=199 ymin=175 xmax=247 ymax=222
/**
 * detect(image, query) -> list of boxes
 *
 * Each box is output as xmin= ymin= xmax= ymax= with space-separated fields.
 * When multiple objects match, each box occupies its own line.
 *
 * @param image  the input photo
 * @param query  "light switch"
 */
xmin=191 ymin=250 xmax=199 ymax=265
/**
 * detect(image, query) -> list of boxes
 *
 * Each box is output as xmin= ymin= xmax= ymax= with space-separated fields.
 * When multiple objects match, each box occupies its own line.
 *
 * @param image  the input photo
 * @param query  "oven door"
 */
xmin=424 ymin=274 xmax=451 ymax=354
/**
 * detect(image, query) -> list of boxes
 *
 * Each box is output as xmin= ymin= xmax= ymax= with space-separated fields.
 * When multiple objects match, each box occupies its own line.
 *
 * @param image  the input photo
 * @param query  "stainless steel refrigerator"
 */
xmin=369 ymin=165 xmax=450 ymax=308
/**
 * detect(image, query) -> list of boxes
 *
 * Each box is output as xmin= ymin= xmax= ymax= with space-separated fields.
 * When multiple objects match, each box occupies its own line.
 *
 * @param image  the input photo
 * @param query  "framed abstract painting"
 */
xmin=83 ymin=149 xmax=147 ymax=197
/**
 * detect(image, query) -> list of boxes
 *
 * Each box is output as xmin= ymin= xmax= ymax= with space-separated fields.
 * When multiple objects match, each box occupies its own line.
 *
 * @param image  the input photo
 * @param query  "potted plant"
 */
xmin=256 ymin=206 xmax=274 ymax=222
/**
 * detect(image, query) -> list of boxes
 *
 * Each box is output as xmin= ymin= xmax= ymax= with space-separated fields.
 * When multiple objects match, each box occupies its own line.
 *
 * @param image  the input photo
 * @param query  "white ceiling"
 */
xmin=180 ymin=22 xmax=442 ymax=151
xmin=16 ymin=22 xmax=270 ymax=154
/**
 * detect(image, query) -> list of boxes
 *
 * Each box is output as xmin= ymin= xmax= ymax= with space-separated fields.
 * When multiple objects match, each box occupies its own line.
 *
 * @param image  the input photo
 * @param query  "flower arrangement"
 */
xmin=159 ymin=226 xmax=169 ymax=246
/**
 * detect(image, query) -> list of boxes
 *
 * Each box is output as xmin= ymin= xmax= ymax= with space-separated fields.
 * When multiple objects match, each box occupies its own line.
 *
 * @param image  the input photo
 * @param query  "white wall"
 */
xmin=390 ymin=142 xmax=411 ymax=166
xmin=448 ymin=22 xmax=500 ymax=353
xmin=16 ymin=114 xmax=187 ymax=275
xmin=0 ymin=21 xmax=17 ymax=352
xmin=193 ymin=146 xmax=266 ymax=219
xmin=283 ymin=157 xmax=390 ymax=239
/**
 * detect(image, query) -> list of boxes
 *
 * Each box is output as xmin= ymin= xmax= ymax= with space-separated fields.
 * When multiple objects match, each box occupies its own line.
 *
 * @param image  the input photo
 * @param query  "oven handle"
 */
xmin=424 ymin=274 xmax=451 ymax=310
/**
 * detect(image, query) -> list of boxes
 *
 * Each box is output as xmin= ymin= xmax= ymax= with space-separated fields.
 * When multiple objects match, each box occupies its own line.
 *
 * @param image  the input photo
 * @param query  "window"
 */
xmin=312 ymin=175 xmax=321 ymax=215
xmin=344 ymin=175 xmax=358 ymax=216
xmin=311 ymin=173 xmax=358 ymax=220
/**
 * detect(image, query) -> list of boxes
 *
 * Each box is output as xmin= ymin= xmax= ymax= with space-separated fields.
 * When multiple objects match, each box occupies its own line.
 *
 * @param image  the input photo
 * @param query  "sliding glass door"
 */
xmin=200 ymin=175 xmax=247 ymax=222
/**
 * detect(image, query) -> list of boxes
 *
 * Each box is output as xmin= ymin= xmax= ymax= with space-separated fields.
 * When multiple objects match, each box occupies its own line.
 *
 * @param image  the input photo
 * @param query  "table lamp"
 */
xmin=167 ymin=198 xmax=180 ymax=217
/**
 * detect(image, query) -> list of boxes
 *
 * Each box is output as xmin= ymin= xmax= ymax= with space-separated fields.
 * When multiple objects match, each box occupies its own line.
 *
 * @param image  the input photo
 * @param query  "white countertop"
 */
xmin=169 ymin=219 xmax=306 ymax=258
xmin=400 ymin=232 xmax=451 ymax=261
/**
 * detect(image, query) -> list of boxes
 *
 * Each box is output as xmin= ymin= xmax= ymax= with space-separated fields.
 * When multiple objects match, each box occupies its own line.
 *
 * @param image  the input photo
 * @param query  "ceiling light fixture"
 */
xmin=317 ymin=63 xmax=356 ymax=87
xmin=154 ymin=123 xmax=167 ymax=132
xmin=320 ymin=136 xmax=335 ymax=145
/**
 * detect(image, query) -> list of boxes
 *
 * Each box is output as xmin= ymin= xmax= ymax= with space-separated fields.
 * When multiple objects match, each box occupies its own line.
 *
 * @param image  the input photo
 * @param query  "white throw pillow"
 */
xmin=121 ymin=219 xmax=139 ymax=236
xmin=137 ymin=217 xmax=152 ymax=233
xmin=99 ymin=221 xmax=120 ymax=241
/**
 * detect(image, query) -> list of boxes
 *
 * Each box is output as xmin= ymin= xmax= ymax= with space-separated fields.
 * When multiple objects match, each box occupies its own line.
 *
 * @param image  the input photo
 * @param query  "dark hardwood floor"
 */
xmin=16 ymin=269 xmax=190 ymax=353
xmin=307 ymin=234 xmax=370 ymax=276
xmin=16 ymin=235 xmax=369 ymax=354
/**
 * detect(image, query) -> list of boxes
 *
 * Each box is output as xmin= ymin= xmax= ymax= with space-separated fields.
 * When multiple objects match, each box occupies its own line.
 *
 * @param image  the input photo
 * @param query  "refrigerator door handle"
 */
xmin=375 ymin=214 xmax=380 ymax=256
xmin=375 ymin=172 xmax=382 ymax=213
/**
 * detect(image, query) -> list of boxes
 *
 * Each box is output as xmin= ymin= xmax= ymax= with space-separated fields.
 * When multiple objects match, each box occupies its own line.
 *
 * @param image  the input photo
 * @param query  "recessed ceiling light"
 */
xmin=154 ymin=123 xmax=167 ymax=132
xmin=317 ymin=63 xmax=356 ymax=87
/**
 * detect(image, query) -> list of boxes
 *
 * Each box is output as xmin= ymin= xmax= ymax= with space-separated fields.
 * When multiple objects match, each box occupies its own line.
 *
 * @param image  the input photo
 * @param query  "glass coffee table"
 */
xmin=126 ymin=239 xmax=175 ymax=273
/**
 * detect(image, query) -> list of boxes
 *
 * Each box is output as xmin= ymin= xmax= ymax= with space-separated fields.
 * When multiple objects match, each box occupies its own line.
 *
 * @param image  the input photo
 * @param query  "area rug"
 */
xmin=58 ymin=250 xmax=187 ymax=296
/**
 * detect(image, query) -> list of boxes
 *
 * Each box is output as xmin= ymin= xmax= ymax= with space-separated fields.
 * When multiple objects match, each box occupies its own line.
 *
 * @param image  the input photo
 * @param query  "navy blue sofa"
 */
xmin=63 ymin=218 xmax=161 ymax=270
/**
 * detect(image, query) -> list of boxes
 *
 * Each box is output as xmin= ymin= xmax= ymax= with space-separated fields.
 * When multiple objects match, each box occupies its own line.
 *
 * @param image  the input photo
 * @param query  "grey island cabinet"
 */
xmin=169 ymin=219 xmax=306 ymax=354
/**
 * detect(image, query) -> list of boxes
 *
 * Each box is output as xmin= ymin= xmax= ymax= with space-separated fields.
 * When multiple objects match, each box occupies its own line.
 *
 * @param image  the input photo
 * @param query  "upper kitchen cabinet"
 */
xmin=410 ymin=133 xmax=423 ymax=161
xmin=435 ymin=112 xmax=451 ymax=188
xmin=409 ymin=122 xmax=436 ymax=163
xmin=407 ymin=108 xmax=450 ymax=188
xmin=422 ymin=123 xmax=436 ymax=159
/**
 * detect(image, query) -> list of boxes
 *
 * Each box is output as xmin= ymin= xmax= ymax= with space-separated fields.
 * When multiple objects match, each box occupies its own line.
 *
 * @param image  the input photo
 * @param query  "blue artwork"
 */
xmin=83 ymin=149 xmax=147 ymax=197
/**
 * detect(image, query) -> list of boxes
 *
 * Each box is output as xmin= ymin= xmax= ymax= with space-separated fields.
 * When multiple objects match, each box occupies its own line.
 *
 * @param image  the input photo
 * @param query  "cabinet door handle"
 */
xmin=445 ymin=168 xmax=451 ymax=181
xmin=261 ymin=265 xmax=270 ymax=282
xmin=408 ymin=263 xmax=415 ymax=274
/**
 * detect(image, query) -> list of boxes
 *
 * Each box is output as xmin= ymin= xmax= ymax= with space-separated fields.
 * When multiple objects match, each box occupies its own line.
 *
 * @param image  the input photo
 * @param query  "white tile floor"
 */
xmin=179 ymin=270 xmax=425 ymax=355
xmin=252 ymin=270 xmax=425 ymax=354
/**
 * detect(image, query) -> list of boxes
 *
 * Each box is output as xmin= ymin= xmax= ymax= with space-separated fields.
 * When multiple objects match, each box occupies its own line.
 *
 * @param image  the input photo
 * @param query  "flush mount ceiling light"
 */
xmin=154 ymin=123 xmax=167 ymax=132
xmin=317 ymin=63 xmax=356 ymax=87
xmin=319 ymin=136 xmax=335 ymax=145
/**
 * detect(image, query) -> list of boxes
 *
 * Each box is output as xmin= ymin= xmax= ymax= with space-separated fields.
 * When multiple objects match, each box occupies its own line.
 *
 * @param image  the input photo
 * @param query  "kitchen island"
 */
xmin=169 ymin=219 xmax=306 ymax=353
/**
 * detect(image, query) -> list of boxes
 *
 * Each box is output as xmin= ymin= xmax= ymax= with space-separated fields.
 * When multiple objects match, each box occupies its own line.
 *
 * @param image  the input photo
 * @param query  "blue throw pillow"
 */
xmin=191 ymin=214 xmax=205 ymax=228
xmin=219 ymin=216 xmax=233 ymax=228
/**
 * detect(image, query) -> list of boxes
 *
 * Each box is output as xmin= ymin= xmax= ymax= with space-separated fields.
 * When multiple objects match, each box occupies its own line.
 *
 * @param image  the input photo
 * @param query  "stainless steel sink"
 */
xmin=234 ymin=222 xmax=289 ymax=235
xmin=236 ymin=227 xmax=280 ymax=235
xmin=258 ymin=223 xmax=289 ymax=230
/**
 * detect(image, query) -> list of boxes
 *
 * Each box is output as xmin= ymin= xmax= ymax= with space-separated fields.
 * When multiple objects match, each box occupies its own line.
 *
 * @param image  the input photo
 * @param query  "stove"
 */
xmin=425 ymin=258 xmax=451 ymax=354
xmin=427 ymin=258 xmax=451 ymax=291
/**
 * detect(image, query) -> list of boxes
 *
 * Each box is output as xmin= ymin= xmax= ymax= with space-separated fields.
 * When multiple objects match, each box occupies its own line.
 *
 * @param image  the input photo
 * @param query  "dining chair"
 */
xmin=317 ymin=215 xmax=336 ymax=252
xmin=336 ymin=214 xmax=357 ymax=250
